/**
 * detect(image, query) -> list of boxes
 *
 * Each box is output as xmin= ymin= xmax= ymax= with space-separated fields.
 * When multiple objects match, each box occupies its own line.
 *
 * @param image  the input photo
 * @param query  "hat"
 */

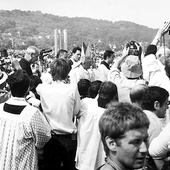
xmin=121 ymin=55 xmax=142 ymax=78
xmin=0 ymin=70 xmax=7 ymax=85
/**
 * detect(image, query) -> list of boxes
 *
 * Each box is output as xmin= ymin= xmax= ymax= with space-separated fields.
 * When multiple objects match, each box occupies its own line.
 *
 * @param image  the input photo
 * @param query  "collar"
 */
xmin=70 ymin=57 xmax=76 ymax=64
xmin=52 ymin=80 xmax=66 ymax=84
xmin=6 ymin=97 xmax=28 ymax=106
xmin=101 ymin=60 xmax=110 ymax=69
xmin=107 ymin=156 xmax=133 ymax=170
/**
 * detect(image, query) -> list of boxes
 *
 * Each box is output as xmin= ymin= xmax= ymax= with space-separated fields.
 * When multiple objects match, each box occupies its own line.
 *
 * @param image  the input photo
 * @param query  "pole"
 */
xmin=54 ymin=29 xmax=58 ymax=56
xmin=63 ymin=29 xmax=68 ymax=51
xmin=58 ymin=30 xmax=62 ymax=50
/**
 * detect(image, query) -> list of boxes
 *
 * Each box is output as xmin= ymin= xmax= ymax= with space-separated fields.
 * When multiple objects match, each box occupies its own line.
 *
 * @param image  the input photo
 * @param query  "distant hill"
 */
xmin=0 ymin=9 xmax=159 ymax=50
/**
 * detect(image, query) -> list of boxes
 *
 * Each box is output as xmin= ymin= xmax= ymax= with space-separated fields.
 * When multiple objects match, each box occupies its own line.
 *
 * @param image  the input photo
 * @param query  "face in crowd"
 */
xmin=73 ymin=50 xmax=81 ymax=62
xmin=114 ymin=127 xmax=148 ymax=169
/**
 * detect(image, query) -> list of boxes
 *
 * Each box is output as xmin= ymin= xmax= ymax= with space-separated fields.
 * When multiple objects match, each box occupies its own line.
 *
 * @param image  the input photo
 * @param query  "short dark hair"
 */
xmin=77 ymin=79 xmax=91 ymax=99
xmin=29 ymin=75 xmax=42 ymax=99
xmin=56 ymin=49 xmax=68 ymax=58
xmin=99 ymin=102 xmax=150 ymax=155
xmin=88 ymin=80 xmax=102 ymax=98
xmin=103 ymin=50 xmax=114 ymax=60
xmin=7 ymin=70 xmax=30 ymax=97
xmin=72 ymin=47 xmax=81 ymax=54
xmin=141 ymin=86 xmax=169 ymax=111
xmin=98 ymin=81 xmax=118 ymax=108
xmin=50 ymin=58 xmax=69 ymax=81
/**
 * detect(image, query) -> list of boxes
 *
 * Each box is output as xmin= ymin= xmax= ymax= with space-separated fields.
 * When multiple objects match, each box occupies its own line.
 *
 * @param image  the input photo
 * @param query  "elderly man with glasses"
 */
xmin=19 ymin=46 xmax=40 ymax=77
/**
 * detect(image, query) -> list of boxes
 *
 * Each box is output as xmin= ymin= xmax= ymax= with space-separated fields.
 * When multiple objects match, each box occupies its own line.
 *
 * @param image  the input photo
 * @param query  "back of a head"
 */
xmin=88 ymin=80 xmax=102 ymax=98
xmin=141 ymin=86 xmax=169 ymax=111
xmin=56 ymin=49 xmax=68 ymax=59
xmin=99 ymin=102 xmax=149 ymax=156
xmin=30 ymin=75 xmax=42 ymax=99
xmin=145 ymin=45 xmax=157 ymax=56
xmin=50 ymin=58 xmax=69 ymax=81
xmin=30 ymin=75 xmax=42 ymax=91
xmin=98 ymin=81 xmax=118 ymax=108
xmin=82 ymin=56 xmax=92 ymax=70
xmin=12 ymin=59 xmax=22 ymax=71
xmin=77 ymin=79 xmax=91 ymax=99
xmin=130 ymin=84 xmax=149 ymax=104
xmin=7 ymin=70 xmax=30 ymax=97
xmin=156 ymin=46 xmax=170 ymax=65
xmin=0 ymin=48 xmax=8 ymax=58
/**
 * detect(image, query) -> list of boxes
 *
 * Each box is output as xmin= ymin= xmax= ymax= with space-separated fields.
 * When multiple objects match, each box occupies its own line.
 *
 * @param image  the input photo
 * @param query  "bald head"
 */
xmin=130 ymin=84 xmax=149 ymax=107
xmin=156 ymin=46 xmax=170 ymax=65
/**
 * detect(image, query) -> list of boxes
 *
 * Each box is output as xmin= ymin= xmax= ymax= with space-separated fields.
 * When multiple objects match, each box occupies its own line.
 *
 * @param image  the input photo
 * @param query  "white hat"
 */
xmin=0 ymin=70 xmax=7 ymax=85
xmin=121 ymin=55 xmax=142 ymax=78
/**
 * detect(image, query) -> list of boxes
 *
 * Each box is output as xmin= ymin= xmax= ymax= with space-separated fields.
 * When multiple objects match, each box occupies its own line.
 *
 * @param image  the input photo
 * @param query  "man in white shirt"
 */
xmin=69 ymin=56 xmax=93 ymax=84
xmin=141 ymin=86 xmax=169 ymax=170
xmin=76 ymin=81 xmax=118 ymax=170
xmin=98 ymin=50 xmax=115 ymax=82
xmin=142 ymin=22 xmax=170 ymax=95
xmin=37 ymin=58 xmax=81 ymax=170
xmin=68 ymin=46 xmax=82 ymax=72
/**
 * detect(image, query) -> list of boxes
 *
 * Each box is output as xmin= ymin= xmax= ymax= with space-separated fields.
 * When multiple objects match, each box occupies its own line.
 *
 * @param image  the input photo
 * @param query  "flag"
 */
xmin=86 ymin=42 xmax=91 ymax=58
xmin=83 ymin=42 xmax=87 ymax=54
xmin=80 ymin=42 xmax=86 ymax=63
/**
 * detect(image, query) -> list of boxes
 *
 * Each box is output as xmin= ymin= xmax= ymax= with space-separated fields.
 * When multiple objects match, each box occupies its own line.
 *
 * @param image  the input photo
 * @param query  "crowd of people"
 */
xmin=0 ymin=22 xmax=170 ymax=170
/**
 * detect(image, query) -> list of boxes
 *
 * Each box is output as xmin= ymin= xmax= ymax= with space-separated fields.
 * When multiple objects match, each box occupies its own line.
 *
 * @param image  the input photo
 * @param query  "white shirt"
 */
xmin=143 ymin=110 xmax=163 ymax=144
xmin=108 ymin=68 xmax=146 ymax=103
xmin=76 ymin=98 xmax=106 ymax=170
xmin=69 ymin=65 xmax=91 ymax=85
xmin=0 ymin=97 xmax=51 ymax=170
xmin=98 ymin=63 xmax=109 ymax=82
xmin=142 ymin=54 xmax=170 ymax=95
xmin=149 ymin=122 xmax=170 ymax=159
xmin=37 ymin=81 xmax=81 ymax=134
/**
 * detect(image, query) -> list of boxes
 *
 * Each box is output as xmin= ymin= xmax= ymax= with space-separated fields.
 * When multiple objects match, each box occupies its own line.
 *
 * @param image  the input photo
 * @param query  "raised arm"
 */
xmin=151 ymin=22 xmax=170 ymax=46
xmin=111 ymin=47 xmax=129 ymax=69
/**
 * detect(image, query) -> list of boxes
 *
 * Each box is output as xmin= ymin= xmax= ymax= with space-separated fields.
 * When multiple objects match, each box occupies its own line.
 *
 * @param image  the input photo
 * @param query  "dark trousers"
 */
xmin=39 ymin=133 xmax=77 ymax=170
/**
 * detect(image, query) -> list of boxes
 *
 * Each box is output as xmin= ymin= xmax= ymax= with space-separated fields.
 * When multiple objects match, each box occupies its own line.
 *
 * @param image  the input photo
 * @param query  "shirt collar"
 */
xmin=107 ymin=156 xmax=133 ymax=170
xmin=101 ymin=60 xmax=110 ymax=70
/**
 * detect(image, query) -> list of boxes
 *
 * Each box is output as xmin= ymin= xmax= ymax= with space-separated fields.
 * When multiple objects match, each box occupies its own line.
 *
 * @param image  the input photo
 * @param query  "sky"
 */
xmin=1 ymin=0 xmax=170 ymax=29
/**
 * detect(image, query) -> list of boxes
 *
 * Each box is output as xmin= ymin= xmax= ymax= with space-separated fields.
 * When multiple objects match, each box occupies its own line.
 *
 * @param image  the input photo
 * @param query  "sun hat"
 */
xmin=121 ymin=55 xmax=142 ymax=79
